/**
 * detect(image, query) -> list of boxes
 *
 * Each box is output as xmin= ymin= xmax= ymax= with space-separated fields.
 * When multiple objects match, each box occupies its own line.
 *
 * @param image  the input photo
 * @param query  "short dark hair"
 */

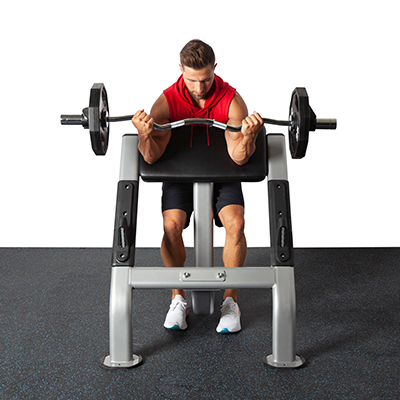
xmin=180 ymin=39 xmax=215 ymax=70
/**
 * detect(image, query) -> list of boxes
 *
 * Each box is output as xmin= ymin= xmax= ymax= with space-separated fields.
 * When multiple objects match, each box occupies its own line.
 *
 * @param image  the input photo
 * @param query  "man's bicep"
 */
xmin=227 ymin=92 xmax=249 ymax=125
xmin=144 ymin=93 xmax=171 ymax=153
xmin=225 ymin=93 xmax=248 ymax=148
xmin=150 ymin=93 xmax=170 ymax=124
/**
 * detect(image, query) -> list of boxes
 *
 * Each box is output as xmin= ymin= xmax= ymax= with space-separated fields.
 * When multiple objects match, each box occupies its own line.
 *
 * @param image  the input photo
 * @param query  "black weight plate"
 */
xmin=89 ymin=83 xmax=109 ymax=155
xmin=289 ymin=87 xmax=309 ymax=159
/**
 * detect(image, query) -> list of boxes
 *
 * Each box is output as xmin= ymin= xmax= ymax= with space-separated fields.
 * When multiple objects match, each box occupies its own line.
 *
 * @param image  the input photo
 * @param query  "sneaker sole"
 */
xmin=216 ymin=326 xmax=241 ymax=334
xmin=164 ymin=323 xmax=187 ymax=331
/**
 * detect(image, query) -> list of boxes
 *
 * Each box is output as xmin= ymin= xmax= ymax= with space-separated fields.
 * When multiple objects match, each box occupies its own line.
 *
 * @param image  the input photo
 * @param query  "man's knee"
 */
xmin=163 ymin=210 xmax=186 ymax=238
xmin=226 ymin=216 xmax=245 ymax=238
xmin=220 ymin=206 xmax=245 ymax=238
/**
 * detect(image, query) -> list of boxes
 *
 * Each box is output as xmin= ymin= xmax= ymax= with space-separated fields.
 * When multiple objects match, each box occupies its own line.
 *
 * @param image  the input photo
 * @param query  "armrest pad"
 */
xmin=140 ymin=126 xmax=267 ymax=182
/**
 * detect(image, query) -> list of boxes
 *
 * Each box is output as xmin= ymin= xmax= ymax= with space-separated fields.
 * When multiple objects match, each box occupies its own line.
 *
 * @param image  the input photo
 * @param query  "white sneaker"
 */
xmin=216 ymin=297 xmax=241 ymax=333
xmin=163 ymin=295 xmax=189 ymax=330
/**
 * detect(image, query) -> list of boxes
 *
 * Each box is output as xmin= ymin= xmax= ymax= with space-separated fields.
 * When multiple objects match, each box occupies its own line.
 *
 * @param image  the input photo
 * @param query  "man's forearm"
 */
xmin=230 ymin=135 xmax=256 ymax=166
xmin=138 ymin=133 xmax=165 ymax=164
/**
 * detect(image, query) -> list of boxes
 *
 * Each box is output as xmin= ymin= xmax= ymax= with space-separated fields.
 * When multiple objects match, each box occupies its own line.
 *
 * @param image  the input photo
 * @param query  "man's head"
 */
xmin=180 ymin=39 xmax=215 ymax=70
xmin=179 ymin=39 xmax=217 ymax=101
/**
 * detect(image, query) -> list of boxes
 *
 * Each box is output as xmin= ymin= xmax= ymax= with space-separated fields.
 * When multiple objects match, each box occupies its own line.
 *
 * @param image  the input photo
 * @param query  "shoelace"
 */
xmin=170 ymin=301 xmax=187 ymax=312
xmin=220 ymin=302 xmax=238 ymax=318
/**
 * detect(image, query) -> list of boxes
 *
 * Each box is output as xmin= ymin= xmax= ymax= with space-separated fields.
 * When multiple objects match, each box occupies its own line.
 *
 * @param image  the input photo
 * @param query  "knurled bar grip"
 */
xmin=154 ymin=117 xmax=291 ymax=132
xmin=102 ymin=115 xmax=292 ymax=131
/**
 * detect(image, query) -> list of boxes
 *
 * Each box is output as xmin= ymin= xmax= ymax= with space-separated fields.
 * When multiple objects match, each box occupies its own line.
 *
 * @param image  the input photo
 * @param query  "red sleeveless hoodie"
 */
xmin=163 ymin=74 xmax=236 ymax=146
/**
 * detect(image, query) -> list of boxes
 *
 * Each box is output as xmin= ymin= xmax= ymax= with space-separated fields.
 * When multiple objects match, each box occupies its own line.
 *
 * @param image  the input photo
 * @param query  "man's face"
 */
xmin=180 ymin=64 xmax=216 ymax=101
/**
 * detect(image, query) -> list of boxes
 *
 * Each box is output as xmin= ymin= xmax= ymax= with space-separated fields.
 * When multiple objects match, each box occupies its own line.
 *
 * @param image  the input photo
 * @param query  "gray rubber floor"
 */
xmin=1 ymin=247 xmax=399 ymax=399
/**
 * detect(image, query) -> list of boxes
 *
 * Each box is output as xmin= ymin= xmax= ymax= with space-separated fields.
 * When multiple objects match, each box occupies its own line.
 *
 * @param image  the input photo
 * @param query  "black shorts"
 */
xmin=162 ymin=182 xmax=244 ymax=229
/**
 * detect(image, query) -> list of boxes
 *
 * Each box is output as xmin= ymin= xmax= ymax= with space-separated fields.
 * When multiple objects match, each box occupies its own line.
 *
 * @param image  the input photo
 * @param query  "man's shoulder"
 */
xmin=230 ymin=92 xmax=246 ymax=108
xmin=228 ymin=91 xmax=248 ymax=120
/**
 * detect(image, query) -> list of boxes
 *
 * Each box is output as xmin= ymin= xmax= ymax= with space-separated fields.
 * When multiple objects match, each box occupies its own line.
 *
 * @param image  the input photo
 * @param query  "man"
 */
xmin=132 ymin=39 xmax=263 ymax=333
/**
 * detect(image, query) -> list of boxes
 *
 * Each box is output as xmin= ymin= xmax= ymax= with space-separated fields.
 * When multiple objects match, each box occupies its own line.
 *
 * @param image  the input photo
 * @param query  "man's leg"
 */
xmin=160 ymin=209 xmax=187 ymax=300
xmin=218 ymin=204 xmax=247 ymax=302
xmin=161 ymin=209 xmax=190 ymax=330
xmin=216 ymin=204 xmax=245 ymax=334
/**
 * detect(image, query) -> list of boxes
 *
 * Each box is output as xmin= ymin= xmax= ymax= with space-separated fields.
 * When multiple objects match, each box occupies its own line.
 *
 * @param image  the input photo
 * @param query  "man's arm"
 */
xmin=132 ymin=94 xmax=171 ymax=164
xmin=225 ymin=93 xmax=264 ymax=165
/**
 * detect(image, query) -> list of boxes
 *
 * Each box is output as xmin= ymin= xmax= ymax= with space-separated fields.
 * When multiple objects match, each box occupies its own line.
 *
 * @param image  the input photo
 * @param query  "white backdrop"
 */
xmin=1 ymin=0 xmax=399 ymax=248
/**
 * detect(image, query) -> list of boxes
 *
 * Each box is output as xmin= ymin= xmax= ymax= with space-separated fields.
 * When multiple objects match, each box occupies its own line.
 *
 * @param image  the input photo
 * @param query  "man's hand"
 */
xmin=132 ymin=109 xmax=154 ymax=139
xmin=225 ymin=101 xmax=264 ymax=165
xmin=132 ymin=100 xmax=171 ymax=165
xmin=241 ymin=112 xmax=264 ymax=141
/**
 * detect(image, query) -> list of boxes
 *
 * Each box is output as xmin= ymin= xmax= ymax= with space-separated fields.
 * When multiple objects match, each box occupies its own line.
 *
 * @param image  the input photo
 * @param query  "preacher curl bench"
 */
xmin=100 ymin=125 xmax=305 ymax=369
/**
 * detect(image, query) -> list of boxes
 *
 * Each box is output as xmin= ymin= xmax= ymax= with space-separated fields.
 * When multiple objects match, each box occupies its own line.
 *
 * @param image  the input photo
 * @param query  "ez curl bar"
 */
xmin=60 ymin=83 xmax=337 ymax=158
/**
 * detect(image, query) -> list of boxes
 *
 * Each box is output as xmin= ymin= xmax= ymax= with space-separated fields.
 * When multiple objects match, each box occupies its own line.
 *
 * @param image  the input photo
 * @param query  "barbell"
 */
xmin=60 ymin=83 xmax=337 ymax=158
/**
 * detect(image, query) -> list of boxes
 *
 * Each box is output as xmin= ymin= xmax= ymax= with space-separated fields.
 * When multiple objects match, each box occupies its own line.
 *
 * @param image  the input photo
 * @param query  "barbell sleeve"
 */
xmin=60 ymin=114 xmax=85 ymax=125
xmin=60 ymin=108 xmax=89 ymax=128
xmin=315 ymin=118 xmax=337 ymax=130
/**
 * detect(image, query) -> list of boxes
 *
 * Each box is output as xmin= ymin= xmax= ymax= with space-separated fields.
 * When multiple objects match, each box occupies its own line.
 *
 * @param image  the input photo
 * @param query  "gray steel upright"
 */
xmin=101 ymin=135 xmax=142 ymax=369
xmin=192 ymin=182 xmax=215 ymax=315
xmin=264 ymin=134 xmax=305 ymax=368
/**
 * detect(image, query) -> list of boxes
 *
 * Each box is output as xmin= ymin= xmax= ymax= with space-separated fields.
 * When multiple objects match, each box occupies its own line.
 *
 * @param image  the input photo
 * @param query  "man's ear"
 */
xmin=179 ymin=64 xmax=184 ymax=73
